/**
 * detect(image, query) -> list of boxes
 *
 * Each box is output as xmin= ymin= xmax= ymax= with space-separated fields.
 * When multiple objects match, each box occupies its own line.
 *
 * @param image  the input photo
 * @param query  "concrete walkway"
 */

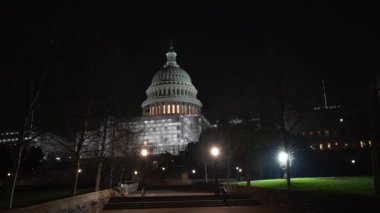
xmin=124 ymin=190 xmax=214 ymax=197
xmin=102 ymin=205 xmax=289 ymax=213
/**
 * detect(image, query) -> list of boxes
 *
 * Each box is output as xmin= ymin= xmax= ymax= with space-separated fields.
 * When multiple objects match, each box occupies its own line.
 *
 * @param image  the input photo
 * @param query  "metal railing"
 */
xmin=140 ymin=186 xmax=145 ymax=208
xmin=220 ymin=186 xmax=228 ymax=204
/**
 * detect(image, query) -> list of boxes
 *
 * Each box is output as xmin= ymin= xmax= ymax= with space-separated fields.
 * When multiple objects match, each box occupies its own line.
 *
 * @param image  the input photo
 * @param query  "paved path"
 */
xmin=102 ymin=205 xmax=289 ymax=213
xmin=124 ymin=190 xmax=214 ymax=197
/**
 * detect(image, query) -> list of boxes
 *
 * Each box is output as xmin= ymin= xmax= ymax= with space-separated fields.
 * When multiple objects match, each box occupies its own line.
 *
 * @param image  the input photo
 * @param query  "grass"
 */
xmin=238 ymin=176 xmax=374 ymax=196
xmin=1 ymin=187 xmax=94 ymax=209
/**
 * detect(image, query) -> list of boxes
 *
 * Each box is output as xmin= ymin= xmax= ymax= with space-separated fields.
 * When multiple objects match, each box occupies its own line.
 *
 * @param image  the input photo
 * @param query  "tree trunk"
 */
xmin=72 ymin=152 xmax=80 ymax=196
xmin=109 ymin=167 xmax=113 ymax=188
xmin=95 ymin=116 xmax=108 ymax=191
xmin=72 ymin=96 xmax=91 ymax=196
xmin=369 ymin=67 xmax=380 ymax=199
xmin=95 ymin=161 xmax=103 ymax=191
xmin=8 ymin=141 xmax=23 ymax=210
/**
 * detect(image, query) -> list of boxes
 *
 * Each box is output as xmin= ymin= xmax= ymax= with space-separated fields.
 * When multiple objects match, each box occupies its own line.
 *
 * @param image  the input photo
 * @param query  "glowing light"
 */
xmin=210 ymin=147 xmax=220 ymax=157
xmin=141 ymin=148 xmax=148 ymax=157
xmin=7 ymin=173 xmax=11 ymax=176
xmin=56 ymin=157 xmax=61 ymax=161
xmin=236 ymin=166 xmax=239 ymax=170
xmin=351 ymin=160 xmax=356 ymax=164
xmin=239 ymin=169 xmax=242 ymax=173
xmin=78 ymin=169 xmax=82 ymax=173
xmin=278 ymin=151 xmax=289 ymax=165
xmin=134 ymin=170 xmax=138 ymax=175
xmin=339 ymin=118 xmax=344 ymax=122
xmin=162 ymin=167 xmax=166 ymax=171
xmin=192 ymin=169 xmax=196 ymax=174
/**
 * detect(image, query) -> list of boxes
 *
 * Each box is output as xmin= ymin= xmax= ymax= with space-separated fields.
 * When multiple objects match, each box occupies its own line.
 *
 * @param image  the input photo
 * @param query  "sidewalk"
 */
xmin=103 ymin=205 xmax=287 ymax=213
xmin=125 ymin=190 xmax=214 ymax=197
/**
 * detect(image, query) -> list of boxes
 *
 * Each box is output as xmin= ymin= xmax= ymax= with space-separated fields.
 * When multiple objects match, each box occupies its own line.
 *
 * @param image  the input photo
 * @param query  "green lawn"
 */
xmin=238 ymin=176 xmax=374 ymax=196
xmin=1 ymin=187 xmax=94 ymax=209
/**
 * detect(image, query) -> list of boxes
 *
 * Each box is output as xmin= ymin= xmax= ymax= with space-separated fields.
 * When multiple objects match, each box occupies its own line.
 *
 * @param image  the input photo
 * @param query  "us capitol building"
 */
xmin=128 ymin=43 xmax=210 ymax=155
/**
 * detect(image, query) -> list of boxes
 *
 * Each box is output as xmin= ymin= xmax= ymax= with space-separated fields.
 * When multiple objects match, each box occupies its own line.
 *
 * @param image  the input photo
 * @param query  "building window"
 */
xmin=172 ymin=104 xmax=175 ymax=114
xmin=163 ymin=105 xmax=166 ymax=114
xmin=176 ymin=104 xmax=179 ymax=114
xmin=327 ymin=143 xmax=331 ymax=149
xmin=325 ymin=130 xmax=330 ymax=136
xmin=369 ymin=140 xmax=372 ymax=147
xmin=168 ymin=104 xmax=171 ymax=114
xmin=309 ymin=131 xmax=314 ymax=136
xmin=319 ymin=144 xmax=323 ymax=150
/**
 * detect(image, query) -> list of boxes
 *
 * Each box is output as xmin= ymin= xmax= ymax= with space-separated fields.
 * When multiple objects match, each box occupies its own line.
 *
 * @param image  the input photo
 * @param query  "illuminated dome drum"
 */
xmin=142 ymin=44 xmax=202 ymax=116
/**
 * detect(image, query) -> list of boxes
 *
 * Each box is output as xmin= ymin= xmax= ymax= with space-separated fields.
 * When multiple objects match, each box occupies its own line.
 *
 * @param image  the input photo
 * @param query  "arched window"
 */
xmin=163 ymin=104 xmax=166 ymax=114
xmin=168 ymin=104 xmax=171 ymax=114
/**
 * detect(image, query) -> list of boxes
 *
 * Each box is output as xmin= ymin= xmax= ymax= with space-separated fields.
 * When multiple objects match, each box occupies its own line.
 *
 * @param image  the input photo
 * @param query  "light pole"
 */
xmin=210 ymin=146 xmax=220 ymax=196
xmin=277 ymin=151 xmax=292 ymax=179
xmin=141 ymin=148 xmax=148 ymax=190
xmin=351 ymin=159 xmax=356 ymax=176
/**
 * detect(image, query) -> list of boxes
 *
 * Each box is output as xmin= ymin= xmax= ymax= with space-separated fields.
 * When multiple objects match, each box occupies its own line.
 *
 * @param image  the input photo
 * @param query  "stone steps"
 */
xmin=104 ymin=194 xmax=260 ymax=209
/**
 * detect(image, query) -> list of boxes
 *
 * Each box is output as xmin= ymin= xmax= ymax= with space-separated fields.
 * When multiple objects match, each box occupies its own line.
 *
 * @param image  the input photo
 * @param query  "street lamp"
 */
xmin=192 ymin=169 xmax=196 ymax=174
xmin=141 ymin=148 xmax=149 ymax=190
xmin=277 ymin=151 xmax=292 ymax=179
xmin=351 ymin=159 xmax=356 ymax=176
xmin=141 ymin=148 xmax=148 ymax=157
xmin=210 ymin=146 xmax=220 ymax=196
xmin=210 ymin=147 xmax=220 ymax=157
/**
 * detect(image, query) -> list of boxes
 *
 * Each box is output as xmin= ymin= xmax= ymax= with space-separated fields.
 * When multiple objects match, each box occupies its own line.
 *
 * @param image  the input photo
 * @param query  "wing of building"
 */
xmin=131 ymin=42 xmax=210 ymax=155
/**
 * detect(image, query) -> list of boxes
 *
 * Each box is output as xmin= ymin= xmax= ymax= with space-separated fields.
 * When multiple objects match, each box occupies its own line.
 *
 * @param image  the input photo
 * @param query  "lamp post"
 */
xmin=277 ymin=151 xmax=291 ymax=179
xmin=210 ymin=146 xmax=220 ymax=196
xmin=351 ymin=159 xmax=356 ymax=176
xmin=141 ymin=148 xmax=148 ymax=189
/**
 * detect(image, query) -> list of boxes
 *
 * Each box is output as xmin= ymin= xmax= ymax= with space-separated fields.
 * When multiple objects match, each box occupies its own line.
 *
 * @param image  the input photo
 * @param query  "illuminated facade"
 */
xmin=131 ymin=43 xmax=209 ymax=155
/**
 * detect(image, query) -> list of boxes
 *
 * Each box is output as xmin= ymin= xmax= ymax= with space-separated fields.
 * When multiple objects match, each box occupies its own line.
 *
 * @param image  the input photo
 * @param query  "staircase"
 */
xmin=103 ymin=193 xmax=260 ymax=210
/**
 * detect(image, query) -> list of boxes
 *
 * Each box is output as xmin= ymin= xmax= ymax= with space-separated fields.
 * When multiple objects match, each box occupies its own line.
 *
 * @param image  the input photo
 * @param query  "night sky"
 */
xmin=1 ymin=1 xmax=379 ymax=132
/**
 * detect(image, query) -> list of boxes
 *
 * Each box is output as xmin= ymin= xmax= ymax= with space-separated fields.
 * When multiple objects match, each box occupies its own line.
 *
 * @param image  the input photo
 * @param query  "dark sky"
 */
xmin=0 ymin=1 xmax=379 ymax=131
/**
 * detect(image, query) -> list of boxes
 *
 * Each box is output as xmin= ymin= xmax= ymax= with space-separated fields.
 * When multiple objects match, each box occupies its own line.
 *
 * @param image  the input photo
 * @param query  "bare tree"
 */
xmin=7 ymin=63 xmax=48 ymax=210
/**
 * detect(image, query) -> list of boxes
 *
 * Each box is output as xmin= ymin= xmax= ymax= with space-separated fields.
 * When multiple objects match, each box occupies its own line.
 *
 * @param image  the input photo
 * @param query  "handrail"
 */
xmin=221 ymin=186 xmax=228 ymax=204
xmin=140 ymin=186 xmax=145 ymax=208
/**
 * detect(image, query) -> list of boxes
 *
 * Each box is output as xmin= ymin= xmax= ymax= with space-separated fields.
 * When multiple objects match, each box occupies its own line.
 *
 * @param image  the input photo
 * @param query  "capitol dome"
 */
xmin=142 ymin=43 xmax=202 ymax=116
